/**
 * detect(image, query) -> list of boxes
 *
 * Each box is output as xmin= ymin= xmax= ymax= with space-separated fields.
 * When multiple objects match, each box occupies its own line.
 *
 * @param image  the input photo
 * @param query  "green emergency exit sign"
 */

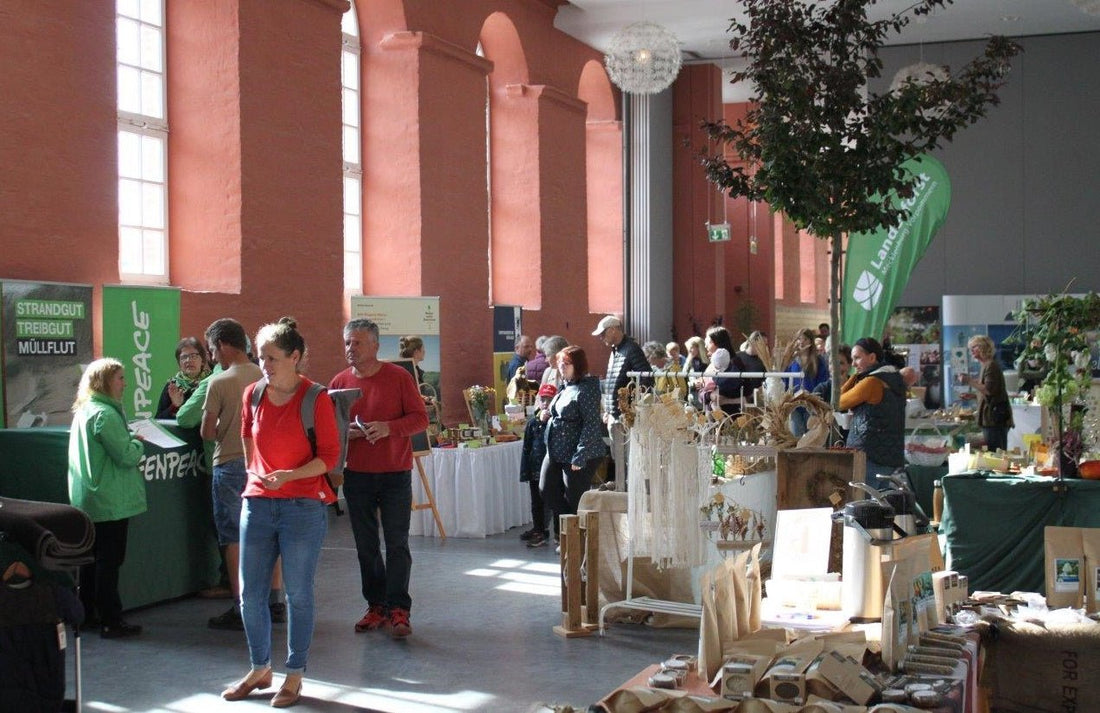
xmin=707 ymin=223 xmax=730 ymax=243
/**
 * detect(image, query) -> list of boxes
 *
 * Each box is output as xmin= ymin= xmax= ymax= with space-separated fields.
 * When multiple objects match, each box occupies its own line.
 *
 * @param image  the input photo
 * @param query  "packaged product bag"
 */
xmin=1044 ymin=526 xmax=1084 ymax=609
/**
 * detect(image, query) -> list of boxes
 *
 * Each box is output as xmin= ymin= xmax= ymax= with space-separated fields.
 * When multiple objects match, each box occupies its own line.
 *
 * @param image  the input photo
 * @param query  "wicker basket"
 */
xmin=905 ymin=424 xmax=950 ymax=467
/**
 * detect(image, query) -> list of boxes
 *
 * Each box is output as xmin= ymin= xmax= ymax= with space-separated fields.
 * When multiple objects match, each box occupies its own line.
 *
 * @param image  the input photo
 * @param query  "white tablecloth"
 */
xmin=410 ymin=441 xmax=529 ymax=538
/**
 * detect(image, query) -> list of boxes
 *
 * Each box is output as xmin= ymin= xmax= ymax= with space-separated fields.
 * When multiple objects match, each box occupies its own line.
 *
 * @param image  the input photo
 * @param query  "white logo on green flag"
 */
xmin=853 ymin=271 xmax=883 ymax=312
xmin=841 ymin=154 xmax=951 ymax=344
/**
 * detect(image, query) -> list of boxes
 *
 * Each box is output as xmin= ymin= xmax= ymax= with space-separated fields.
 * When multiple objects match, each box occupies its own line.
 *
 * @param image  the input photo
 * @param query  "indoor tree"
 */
xmin=700 ymin=0 xmax=1021 ymax=406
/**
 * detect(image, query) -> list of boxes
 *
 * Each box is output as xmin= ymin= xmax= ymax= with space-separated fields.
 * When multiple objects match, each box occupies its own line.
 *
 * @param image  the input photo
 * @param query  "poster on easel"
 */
xmin=0 ymin=280 xmax=94 ymax=427
xmin=349 ymin=295 xmax=440 ymax=395
xmin=102 ymin=285 xmax=181 ymax=421
xmin=493 ymin=305 xmax=522 ymax=412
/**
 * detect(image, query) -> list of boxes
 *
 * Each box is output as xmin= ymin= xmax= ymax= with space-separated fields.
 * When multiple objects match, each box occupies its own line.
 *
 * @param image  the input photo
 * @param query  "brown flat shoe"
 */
xmin=221 ymin=668 xmax=272 ymax=701
xmin=271 ymin=676 xmax=302 ymax=708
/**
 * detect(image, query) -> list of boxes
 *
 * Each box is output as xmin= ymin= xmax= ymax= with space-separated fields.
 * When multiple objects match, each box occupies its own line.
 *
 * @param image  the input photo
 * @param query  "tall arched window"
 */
xmin=342 ymin=5 xmax=363 ymax=293
xmin=116 ymin=0 xmax=167 ymax=281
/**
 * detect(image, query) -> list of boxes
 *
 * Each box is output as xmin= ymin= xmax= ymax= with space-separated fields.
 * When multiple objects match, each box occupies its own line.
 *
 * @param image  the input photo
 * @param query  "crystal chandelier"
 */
xmin=604 ymin=22 xmax=682 ymax=95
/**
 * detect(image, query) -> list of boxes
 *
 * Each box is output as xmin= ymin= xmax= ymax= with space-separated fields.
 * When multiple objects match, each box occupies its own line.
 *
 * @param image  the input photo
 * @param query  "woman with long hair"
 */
xmin=787 ymin=328 xmax=829 ymax=436
xmin=705 ymin=326 xmax=748 ymax=415
xmin=221 ymin=317 xmax=340 ymax=708
xmin=68 ymin=358 xmax=147 ymax=638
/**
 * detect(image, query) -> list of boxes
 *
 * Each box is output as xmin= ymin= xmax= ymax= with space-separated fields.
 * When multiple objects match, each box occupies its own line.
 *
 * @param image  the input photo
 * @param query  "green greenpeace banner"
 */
xmin=102 ymin=285 xmax=181 ymax=420
xmin=842 ymin=154 xmax=951 ymax=345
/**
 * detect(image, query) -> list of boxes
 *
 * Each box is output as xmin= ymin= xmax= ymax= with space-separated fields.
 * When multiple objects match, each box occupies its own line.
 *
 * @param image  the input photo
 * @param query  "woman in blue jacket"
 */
xmin=68 ymin=357 xmax=147 ymax=639
xmin=542 ymin=346 xmax=608 ymax=546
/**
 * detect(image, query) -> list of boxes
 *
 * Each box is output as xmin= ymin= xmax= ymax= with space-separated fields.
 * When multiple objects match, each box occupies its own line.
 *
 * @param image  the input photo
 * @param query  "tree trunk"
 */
xmin=829 ymin=231 xmax=844 ymax=411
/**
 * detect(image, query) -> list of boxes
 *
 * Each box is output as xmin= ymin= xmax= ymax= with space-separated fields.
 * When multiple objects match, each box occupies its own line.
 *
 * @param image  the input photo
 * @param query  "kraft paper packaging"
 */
xmin=1044 ymin=525 xmax=1084 ymax=609
xmin=1082 ymin=528 xmax=1100 ymax=614
xmin=881 ymin=564 xmax=913 ymax=673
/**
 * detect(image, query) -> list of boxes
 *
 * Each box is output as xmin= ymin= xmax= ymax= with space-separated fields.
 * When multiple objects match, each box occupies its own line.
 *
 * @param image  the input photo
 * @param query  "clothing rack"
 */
xmin=596 ymin=369 xmax=794 ymax=634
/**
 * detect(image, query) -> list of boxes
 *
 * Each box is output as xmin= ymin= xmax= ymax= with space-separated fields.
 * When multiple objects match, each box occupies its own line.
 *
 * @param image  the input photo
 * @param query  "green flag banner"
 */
xmin=841 ymin=154 xmax=951 ymax=346
xmin=102 ymin=285 xmax=181 ymax=420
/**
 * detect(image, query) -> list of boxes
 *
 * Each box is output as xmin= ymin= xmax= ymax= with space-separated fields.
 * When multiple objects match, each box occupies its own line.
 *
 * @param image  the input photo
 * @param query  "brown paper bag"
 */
xmin=697 ymin=544 xmax=763 ymax=681
xmin=1044 ymin=525 xmax=1084 ymax=609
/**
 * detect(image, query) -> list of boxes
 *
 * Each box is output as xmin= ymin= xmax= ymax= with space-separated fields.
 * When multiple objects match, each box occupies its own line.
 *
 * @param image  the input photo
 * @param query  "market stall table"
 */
xmin=409 ymin=440 xmax=528 ymax=538
xmin=0 ymin=425 xmax=220 ymax=609
xmin=940 ymin=471 xmax=1100 ymax=593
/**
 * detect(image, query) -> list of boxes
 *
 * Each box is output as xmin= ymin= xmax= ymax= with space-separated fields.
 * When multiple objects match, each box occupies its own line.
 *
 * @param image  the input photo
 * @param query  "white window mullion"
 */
xmin=342 ymin=6 xmax=362 ymax=292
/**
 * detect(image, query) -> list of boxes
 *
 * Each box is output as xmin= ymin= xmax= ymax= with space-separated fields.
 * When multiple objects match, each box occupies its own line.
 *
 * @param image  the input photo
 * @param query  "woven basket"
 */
xmin=906 ymin=424 xmax=950 ymax=466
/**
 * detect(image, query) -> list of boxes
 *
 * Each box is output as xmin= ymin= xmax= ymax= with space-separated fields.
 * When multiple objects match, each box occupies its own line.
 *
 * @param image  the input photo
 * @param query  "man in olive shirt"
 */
xmin=201 ymin=318 xmax=264 ymax=630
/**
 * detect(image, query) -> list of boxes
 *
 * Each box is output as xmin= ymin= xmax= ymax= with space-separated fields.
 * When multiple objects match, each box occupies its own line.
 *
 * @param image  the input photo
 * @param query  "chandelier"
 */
xmin=604 ymin=22 xmax=683 ymax=95
xmin=889 ymin=61 xmax=948 ymax=92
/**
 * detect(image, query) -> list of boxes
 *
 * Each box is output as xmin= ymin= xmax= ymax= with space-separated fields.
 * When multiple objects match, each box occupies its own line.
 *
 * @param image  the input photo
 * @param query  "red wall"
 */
xmin=0 ymin=0 xmax=621 ymax=425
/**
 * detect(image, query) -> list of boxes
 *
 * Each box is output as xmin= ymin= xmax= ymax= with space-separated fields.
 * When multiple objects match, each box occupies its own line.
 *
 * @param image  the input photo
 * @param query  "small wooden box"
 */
xmin=776 ymin=448 xmax=865 ymax=573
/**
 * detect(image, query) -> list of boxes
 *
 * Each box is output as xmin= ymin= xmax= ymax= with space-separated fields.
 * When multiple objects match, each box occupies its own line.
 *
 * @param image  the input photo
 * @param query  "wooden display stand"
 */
xmin=553 ymin=510 xmax=599 ymax=638
xmin=410 ymin=454 xmax=446 ymax=540
xmin=776 ymin=448 xmax=864 ymax=573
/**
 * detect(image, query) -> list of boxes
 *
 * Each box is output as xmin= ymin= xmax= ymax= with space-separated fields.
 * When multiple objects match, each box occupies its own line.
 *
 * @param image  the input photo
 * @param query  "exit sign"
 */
xmin=707 ymin=223 xmax=731 ymax=243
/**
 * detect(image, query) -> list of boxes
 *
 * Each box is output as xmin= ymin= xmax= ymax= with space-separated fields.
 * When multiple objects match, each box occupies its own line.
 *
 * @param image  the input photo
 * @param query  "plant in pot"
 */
xmin=699 ymin=0 xmax=1020 ymax=408
xmin=1009 ymin=292 xmax=1100 ymax=476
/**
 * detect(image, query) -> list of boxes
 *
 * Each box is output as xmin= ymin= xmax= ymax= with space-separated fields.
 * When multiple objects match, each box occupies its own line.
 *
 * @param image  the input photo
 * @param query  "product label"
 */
xmin=1054 ymin=557 xmax=1082 ymax=592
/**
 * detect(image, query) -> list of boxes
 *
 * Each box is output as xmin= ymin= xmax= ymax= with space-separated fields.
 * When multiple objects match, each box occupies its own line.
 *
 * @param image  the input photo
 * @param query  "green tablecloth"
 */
xmin=940 ymin=472 xmax=1100 ymax=594
xmin=0 ymin=425 xmax=220 ymax=609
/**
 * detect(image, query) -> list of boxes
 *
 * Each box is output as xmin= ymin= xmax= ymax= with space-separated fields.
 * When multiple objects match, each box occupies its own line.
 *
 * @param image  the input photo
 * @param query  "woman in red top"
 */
xmin=221 ymin=317 xmax=339 ymax=709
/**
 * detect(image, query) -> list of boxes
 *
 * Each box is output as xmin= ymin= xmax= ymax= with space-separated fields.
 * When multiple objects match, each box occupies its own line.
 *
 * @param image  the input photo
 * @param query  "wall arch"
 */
xmin=578 ymin=59 xmax=622 ymax=314
xmin=355 ymin=0 xmax=407 ymax=46
xmin=479 ymin=12 xmax=540 ymax=307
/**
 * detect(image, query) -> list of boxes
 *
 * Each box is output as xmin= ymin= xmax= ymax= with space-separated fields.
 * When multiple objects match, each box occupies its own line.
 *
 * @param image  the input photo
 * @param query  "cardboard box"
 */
xmin=817 ymin=650 xmax=882 ymax=705
xmin=769 ymin=671 xmax=806 ymax=705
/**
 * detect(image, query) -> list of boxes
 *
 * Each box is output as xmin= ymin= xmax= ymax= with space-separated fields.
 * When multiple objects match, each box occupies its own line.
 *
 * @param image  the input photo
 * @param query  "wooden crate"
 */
xmin=776 ymin=448 xmax=866 ymax=573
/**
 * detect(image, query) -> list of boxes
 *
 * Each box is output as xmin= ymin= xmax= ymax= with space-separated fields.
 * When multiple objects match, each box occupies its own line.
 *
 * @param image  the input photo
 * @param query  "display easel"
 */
xmin=411 ymin=453 xmax=446 ymax=539
xmin=596 ymin=369 xmax=796 ymax=635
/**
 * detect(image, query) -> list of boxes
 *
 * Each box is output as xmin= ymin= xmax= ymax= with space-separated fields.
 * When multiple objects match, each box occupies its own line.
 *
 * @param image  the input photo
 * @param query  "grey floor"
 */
xmin=69 ymin=507 xmax=699 ymax=713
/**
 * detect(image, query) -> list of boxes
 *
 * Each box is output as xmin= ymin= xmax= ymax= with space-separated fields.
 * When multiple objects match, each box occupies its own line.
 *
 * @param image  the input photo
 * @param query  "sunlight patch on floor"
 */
xmin=466 ymin=557 xmax=562 ymax=597
xmin=495 ymin=581 xmax=560 ymax=597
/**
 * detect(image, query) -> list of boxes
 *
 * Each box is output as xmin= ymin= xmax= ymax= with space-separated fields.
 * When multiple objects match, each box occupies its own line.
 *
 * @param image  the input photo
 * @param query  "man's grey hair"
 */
xmin=641 ymin=340 xmax=667 ymax=362
xmin=541 ymin=335 xmax=569 ymax=360
xmin=344 ymin=318 xmax=380 ymax=340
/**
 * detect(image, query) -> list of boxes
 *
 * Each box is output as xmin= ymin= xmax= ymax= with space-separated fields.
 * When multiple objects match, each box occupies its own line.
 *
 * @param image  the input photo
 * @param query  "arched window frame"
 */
xmin=116 ymin=0 xmax=168 ymax=282
xmin=342 ymin=5 xmax=363 ymax=293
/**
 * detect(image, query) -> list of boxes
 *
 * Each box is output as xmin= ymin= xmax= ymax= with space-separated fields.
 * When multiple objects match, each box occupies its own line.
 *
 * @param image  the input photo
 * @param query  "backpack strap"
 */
xmin=300 ymin=382 xmax=326 ymax=456
xmin=251 ymin=379 xmax=327 ymax=456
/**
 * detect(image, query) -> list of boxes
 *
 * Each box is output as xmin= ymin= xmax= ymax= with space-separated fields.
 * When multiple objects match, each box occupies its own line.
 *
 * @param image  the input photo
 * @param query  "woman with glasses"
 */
xmin=156 ymin=337 xmax=213 ymax=419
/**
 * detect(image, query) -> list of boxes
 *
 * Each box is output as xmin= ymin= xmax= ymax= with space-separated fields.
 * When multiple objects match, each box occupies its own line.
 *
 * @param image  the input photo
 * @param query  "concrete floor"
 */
xmin=69 ymin=508 xmax=699 ymax=712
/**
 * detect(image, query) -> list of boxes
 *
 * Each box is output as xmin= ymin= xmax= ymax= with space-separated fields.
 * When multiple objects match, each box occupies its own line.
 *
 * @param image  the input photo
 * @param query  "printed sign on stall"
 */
xmin=0 ymin=280 xmax=94 ymax=427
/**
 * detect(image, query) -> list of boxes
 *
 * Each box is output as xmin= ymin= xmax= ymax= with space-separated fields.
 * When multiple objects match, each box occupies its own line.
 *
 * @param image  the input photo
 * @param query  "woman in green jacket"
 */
xmin=68 ymin=357 xmax=147 ymax=639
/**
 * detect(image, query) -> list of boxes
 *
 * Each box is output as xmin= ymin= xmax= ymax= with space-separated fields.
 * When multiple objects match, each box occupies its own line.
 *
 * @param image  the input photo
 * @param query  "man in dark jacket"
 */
xmin=592 ymin=316 xmax=649 ymax=488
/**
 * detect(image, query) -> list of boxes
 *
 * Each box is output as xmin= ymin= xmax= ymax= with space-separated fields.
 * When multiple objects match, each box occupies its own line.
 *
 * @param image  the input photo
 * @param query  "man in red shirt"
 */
xmin=330 ymin=318 xmax=428 ymax=639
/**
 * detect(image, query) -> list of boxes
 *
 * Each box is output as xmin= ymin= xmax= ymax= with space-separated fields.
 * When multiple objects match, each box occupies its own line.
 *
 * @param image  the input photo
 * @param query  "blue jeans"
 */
xmin=212 ymin=458 xmax=247 ymax=545
xmin=239 ymin=496 xmax=327 ymax=673
xmin=343 ymin=470 xmax=413 ymax=611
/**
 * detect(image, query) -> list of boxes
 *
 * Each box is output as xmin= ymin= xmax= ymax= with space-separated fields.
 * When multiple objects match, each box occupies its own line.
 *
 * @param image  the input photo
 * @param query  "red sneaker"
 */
xmin=389 ymin=607 xmax=412 ymax=639
xmin=354 ymin=604 xmax=387 ymax=632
